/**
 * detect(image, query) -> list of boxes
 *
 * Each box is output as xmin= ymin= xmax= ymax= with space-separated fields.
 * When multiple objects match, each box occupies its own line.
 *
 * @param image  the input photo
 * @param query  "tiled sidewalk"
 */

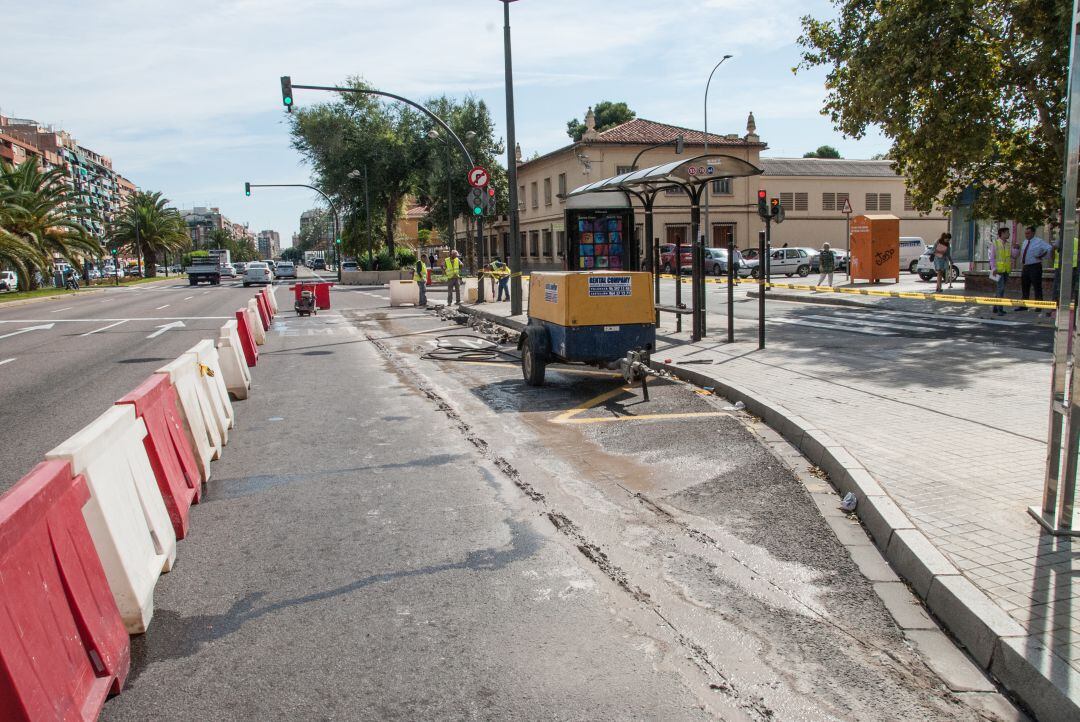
xmin=459 ymin=296 xmax=1078 ymax=716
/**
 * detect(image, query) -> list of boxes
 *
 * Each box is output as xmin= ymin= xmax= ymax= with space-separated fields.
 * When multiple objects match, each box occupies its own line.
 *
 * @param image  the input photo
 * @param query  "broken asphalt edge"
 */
xmin=455 ymin=302 xmax=1078 ymax=722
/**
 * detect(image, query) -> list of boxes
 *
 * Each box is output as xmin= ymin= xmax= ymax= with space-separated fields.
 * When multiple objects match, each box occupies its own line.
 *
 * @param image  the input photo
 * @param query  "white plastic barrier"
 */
xmin=246 ymin=300 xmax=267 ymax=345
xmin=463 ymin=277 xmax=479 ymax=303
xmin=188 ymin=339 xmax=234 ymax=441
xmin=158 ymin=353 xmax=222 ymax=474
xmin=265 ymin=285 xmax=279 ymax=314
xmin=218 ymin=320 xmax=251 ymax=399
xmin=390 ymin=279 xmax=420 ymax=307
xmin=46 ymin=404 xmax=177 ymax=633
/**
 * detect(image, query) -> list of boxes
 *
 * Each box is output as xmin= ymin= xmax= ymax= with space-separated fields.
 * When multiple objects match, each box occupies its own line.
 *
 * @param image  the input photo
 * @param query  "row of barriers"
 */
xmin=0 ymin=286 xmax=278 ymax=721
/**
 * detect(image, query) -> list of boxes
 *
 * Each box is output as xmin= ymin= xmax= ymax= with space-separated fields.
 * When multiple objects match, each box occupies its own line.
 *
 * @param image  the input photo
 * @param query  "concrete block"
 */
xmin=925 ymin=575 xmax=1026 ymax=668
xmin=886 ymin=528 xmax=957 ymax=600
xmin=818 ymin=445 xmax=860 ymax=485
xmin=904 ymin=629 xmax=997 ymax=692
xmin=799 ymin=429 xmax=834 ymax=468
xmin=991 ymin=635 xmax=1080 ymax=722
xmin=849 ymin=546 xmax=900 ymax=582
xmin=824 ymin=514 xmax=873 ymax=547
xmin=858 ymin=494 xmax=914 ymax=551
xmin=873 ymin=582 xmax=936 ymax=630
xmin=843 ymin=467 xmax=885 ymax=501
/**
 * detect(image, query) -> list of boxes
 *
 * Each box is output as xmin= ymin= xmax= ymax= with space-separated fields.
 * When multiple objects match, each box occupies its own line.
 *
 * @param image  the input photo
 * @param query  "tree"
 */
xmin=798 ymin=1 xmax=1071 ymax=222
xmin=566 ymin=101 xmax=636 ymax=141
xmin=107 ymin=190 xmax=189 ymax=277
xmin=803 ymin=145 xmax=842 ymax=159
xmin=280 ymin=246 xmax=303 ymax=263
xmin=0 ymin=158 xmax=98 ymax=289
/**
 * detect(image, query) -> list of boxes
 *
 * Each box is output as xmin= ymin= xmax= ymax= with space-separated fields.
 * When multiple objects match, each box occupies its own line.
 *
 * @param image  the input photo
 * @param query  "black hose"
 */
xmin=420 ymin=334 xmax=519 ymax=363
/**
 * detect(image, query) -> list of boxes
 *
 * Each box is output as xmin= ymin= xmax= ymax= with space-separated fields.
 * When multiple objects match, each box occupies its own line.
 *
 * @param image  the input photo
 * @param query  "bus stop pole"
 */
xmin=759 ymin=218 xmax=769 ymax=350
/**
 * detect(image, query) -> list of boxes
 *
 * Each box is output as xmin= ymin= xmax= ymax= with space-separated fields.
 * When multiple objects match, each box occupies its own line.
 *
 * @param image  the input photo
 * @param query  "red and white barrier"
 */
xmin=188 ymin=340 xmax=234 ymax=443
xmin=46 ymin=405 xmax=177 ymax=633
xmin=246 ymin=300 xmax=267 ymax=345
xmin=157 ymin=354 xmax=222 ymax=475
xmin=116 ymin=374 xmax=202 ymax=539
xmin=0 ymin=461 xmax=130 ymax=721
xmin=217 ymin=320 xmax=251 ymax=399
xmin=265 ymin=285 xmax=279 ymax=314
xmin=235 ymin=308 xmax=259 ymax=366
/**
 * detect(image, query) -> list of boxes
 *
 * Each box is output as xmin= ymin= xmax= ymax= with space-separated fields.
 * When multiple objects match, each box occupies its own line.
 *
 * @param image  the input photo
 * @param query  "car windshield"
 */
xmin=248 ymin=263 xmax=266 ymax=269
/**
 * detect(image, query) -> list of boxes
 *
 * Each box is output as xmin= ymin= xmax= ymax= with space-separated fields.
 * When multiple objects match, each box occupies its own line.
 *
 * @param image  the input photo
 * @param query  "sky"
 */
xmin=4 ymin=0 xmax=888 ymax=245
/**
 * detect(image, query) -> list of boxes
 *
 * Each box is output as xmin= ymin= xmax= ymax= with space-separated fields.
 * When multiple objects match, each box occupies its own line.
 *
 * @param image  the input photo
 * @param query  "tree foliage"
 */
xmin=798 ymin=0 xmax=1071 ymax=223
xmin=803 ymin=145 xmax=842 ymax=159
xmin=566 ymin=101 xmax=636 ymax=141
xmin=107 ymin=190 xmax=189 ymax=277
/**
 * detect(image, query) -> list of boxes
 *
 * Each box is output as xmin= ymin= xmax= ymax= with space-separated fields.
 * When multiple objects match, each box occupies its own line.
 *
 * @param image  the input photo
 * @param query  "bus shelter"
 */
xmin=564 ymin=154 xmax=763 ymax=340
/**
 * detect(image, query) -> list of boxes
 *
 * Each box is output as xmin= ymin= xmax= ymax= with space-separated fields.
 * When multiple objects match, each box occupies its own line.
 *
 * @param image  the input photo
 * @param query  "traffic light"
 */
xmin=244 ymin=182 xmax=251 ymax=196
xmin=111 ymin=248 xmax=118 ymax=257
xmin=757 ymin=189 xmax=768 ymax=219
xmin=335 ymin=238 xmax=341 ymax=245
xmin=771 ymin=197 xmax=785 ymax=224
xmin=280 ymin=76 xmax=294 ymax=112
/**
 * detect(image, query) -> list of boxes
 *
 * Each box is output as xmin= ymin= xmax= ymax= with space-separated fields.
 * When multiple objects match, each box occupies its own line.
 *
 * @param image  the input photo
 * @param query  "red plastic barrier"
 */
xmin=0 ymin=460 xmax=130 ymax=721
xmin=235 ymin=309 xmax=258 ymax=367
xmin=290 ymin=282 xmax=334 ymax=310
xmin=255 ymin=293 xmax=271 ymax=330
xmin=260 ymin=288 xmax=275 ymax=319
xmin=116 ymin=373 xmax=201 ymax=539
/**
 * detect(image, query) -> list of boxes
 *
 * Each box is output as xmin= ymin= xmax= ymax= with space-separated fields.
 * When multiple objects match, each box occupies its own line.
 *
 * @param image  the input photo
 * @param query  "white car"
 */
xmin=275 ymin=261 xmax=296 ymax=279
xmin=0 ymin=270 xmax=17 ymax=290
xmin=916 ymin=247 xmax=961 ymax=283
xmin=219 ymin=263 xmax=238 ymax=278
xmin=243 ymin=262 xmax=272 ymax=287
xmin=900 ymin=237 xmax=927 ymax=273
xmin=749 ymin=247 xmax=813 ymax=278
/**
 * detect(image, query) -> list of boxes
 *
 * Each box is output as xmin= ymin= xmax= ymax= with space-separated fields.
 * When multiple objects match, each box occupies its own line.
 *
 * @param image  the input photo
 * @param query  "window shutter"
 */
xmin=865 ymin=193 xmax=878 ymax=211
xmin=794 ymin=192 xmax=808 ymax=211
xmin=822 ymin=192 xmax=836 ymax=211
xmin=879 ymin=193 xmax=891 ymax=211
xmin=904 ymin=193 xmax=915 ymax=211
xmin=780 ymin=192 xmax=794 ymax=210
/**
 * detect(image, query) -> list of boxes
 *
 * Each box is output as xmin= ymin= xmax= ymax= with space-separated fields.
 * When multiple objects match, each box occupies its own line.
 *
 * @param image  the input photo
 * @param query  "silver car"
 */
xmin=243 ymin=262 xmax=272 ymax=287
xmin=275 ymin=261 xmax=296 ymax=279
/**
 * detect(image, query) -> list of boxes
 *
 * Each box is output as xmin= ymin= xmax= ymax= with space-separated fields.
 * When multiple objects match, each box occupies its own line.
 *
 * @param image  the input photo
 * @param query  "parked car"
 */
xmin=124 ymin=266 xmax=142 ymax=277
xmin=219 ymin=263 xmax=237 ymax=278
xmin=741 ymin=247 xmax=760 ymax=262
xmin=900 ymin=237 xmax=928 ymax=273
xmin=680 ymin=248 xmax=752 ymax=277
xmin=243 ymin=262 xmax=273 ymax=287
xmin=275 ymin=261 xmax=297 ymax=279
xmin=341 ymin=261 xmax=359 ymax=273
xmin=748 ymin=247 xmax=813 ymax=278
xmin=659 ymin=243 xmax=694 ymax=273
xmin=916 ymin=247 xmax=961 ymax=283
xmin=87 ymin=268 xmax=101 ymax=280
xmin=0 ymin=270 xmax=17 ymax=290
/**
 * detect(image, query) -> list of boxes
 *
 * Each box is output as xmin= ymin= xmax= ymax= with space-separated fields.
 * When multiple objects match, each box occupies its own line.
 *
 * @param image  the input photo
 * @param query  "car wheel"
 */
xmin=750 ymin=267 xmax=761 ymax=279
xmin=948 ymin=265 xmax=960 ymax=283
xmin=918 ymin=271 xmax=934 ymax=282
xmin=243 ymin=282 xmax=249 ymax=287
xmin=521 ymin=336 xmax=546 ymax=387
xmin=909 ymin=259 xmax=919 ymax=274
xmin=797 ymin=265 xmax=810 ymax=277
xmin=711 ymin=264 xmax=722 ymax=276
xmin=662 ymin=263 xmax=672 ymax=274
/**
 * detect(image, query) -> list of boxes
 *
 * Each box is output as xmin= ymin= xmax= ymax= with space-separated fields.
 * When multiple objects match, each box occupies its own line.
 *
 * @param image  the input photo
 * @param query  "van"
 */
xmin=899 ymin=237 xmax=927 ymax=273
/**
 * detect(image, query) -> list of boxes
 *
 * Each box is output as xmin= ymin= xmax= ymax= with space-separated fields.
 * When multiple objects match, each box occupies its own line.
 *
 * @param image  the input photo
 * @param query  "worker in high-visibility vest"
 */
xmin=989 ymin=227 xmax=1012 ymax=315
xmin=491 ymin=260 xmax=510 ymax=301
xmin=1050 ymin=235 xmax=1079 ymax=315
xmin=445 ymin=249 xmax=462 ymax=305
xmin=413 ymin=256 xmax=428 ymax=307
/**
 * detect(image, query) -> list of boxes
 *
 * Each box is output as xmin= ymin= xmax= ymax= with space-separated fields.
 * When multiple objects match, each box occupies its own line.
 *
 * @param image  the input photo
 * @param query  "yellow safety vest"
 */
xmin=414 ymin=261 xmax=427 ymax=283
xmin=1054 ymin=237 xmax=1079 ymax=269
xmin=492 ymin=264 xmax=509 ymax=279
xmin=992 ymin=239 xmax=1012 ymax=273
xmin=445 ymin=257 xmax=461 ymax=279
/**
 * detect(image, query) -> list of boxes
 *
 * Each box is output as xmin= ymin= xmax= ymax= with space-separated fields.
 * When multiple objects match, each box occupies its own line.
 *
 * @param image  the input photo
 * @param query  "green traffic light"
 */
xmin=473 ymin=207 xmax=482 ymax=215
xmin=335 ymin=238 xmax=341 ymax=244
xmin=283 ymin=96 xmax=292 ymax=106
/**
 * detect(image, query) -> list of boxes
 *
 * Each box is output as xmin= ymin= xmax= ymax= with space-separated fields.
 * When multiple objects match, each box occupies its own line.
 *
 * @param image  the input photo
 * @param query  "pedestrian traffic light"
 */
xmin=757 ymin=189 xmax=768 ymax=220
xmin=244 ymin=182 xmax=251 ymax=196
xmin=280 ymin=76 xmax=294 ymax=112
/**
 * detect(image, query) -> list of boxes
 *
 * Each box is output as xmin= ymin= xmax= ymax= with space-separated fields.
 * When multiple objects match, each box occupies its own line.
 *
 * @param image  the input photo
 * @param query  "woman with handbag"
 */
xmin=932 ymin=233 xmax=954 ymax=292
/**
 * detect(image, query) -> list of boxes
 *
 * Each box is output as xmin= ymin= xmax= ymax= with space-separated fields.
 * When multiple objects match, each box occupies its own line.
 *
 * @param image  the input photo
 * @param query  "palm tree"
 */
xmin=0 ymin=159 xmax=98 ymax=289
xmin=108 ymin=191 xmax=190 ymax=278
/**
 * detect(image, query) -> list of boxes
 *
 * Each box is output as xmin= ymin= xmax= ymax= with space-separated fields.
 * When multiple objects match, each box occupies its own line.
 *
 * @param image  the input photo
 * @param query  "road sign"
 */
xmin=468 ymin=166 xmax=490 ymax=188
xmin=841 ymin=197 xmax=853 ymax=215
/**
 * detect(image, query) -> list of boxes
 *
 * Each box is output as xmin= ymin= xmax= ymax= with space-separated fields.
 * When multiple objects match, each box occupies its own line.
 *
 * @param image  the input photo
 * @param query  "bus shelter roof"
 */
xmin=565 ymin=154 xmax=763 ymax=198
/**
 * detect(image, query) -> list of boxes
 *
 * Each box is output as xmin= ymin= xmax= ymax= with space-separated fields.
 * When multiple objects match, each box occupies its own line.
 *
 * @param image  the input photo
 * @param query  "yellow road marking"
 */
xmin=551 ymin=386 xmax=628 ymax=424
xmin=550 ymin=384 xmax=727 ymax=425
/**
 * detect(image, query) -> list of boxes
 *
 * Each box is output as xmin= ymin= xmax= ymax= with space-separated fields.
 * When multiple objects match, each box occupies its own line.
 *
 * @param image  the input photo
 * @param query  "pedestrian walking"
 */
xmin=1015 ymin=225 xmax=1051 ymax=311
xmin=492 ymin=260 xmax=510 ymax=301
xmin=931 ymin=232 xmax=954 ymax=292
xmin=989 ymin=227 xmax=1012 ymax=315
xmin=414 ymin=256 xmax=428 ymax=307
xmin=445 ymin=249 xmax=462 ymax=305
xmin=815 ymin=242 xmax=836 ymax=288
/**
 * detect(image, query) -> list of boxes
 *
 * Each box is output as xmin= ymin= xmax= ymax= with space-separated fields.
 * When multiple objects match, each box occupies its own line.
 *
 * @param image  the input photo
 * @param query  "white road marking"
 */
xmin=767 ymin=317 xmax=895 ymax=336
xmin=0 ymin=358 xmax=14 ymax=367
xmin=0 ymin=317 xmax=231 ymax=323
xmin=79 ymin=320 xmax=128 ymax=337
xmin=0 ymin=323 xmax=56 ymax=340
xmin=146 ymin=320 xmax=186 ymax=339
xmin=183 ymin=296 xmax=194 ymax=300
xmin=50 ymin=307 xmax=73 ymax=313
xmin=156 ymin=304 xmax=170 ymax=310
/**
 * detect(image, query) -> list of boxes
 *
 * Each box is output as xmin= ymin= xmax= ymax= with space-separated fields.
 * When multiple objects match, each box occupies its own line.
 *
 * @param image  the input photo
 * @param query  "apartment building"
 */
xmin=257 ymin=230 xmax=281 ymax=259
xmin=464 ymin=109 xmax=946 ymax=270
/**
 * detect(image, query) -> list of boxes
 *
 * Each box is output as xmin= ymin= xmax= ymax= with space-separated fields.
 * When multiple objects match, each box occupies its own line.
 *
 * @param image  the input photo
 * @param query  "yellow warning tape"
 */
xmin=655 ymin=274 xmax=1058 ymax=309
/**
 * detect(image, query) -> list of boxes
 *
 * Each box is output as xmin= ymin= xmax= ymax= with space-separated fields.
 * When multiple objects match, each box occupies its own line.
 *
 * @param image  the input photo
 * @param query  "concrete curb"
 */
xmin=455 ymin=302 xmax=1079 ymax=721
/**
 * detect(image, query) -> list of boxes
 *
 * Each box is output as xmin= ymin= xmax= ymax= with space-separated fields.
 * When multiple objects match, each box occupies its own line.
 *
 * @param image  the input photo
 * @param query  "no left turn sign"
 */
xmin=468 ymin=166 xmax=490 ymax=188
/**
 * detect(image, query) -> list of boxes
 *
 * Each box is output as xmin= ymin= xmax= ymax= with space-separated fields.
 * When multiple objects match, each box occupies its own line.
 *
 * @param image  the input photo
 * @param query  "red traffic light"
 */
xmin=487 ymin=187 xmax=495 ymax=197
xmin=757 ymin=189 xmax=767 ymax=200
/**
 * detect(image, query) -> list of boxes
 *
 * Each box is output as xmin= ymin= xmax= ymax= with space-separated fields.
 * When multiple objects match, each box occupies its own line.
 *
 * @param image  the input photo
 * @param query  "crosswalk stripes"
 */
xmin=767 ymin=317 xmax=895 ymax=336
xmin=769 ymin=307 xmax=1042 ymax=337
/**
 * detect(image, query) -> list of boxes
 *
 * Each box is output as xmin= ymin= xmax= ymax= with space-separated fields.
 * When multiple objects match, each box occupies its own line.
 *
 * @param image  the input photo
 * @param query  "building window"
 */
xmin=879 ymin=193 xmax=892 ymax=211
xmin=616 ymin=165 xmax=634 ymax=175
xmin=711 ymin=178 xmax=733 ymax=195
xmin=822 ymin=192 xmax=836 ymax=211
xmin=665 ymin=186 xmax=683 ymax=196
xmin=557 ymin=230 xmax=566 ymax=256
xmin=518 ymin=185 xmax=525 ymax=211
xmin=544 ymin=178 xmax=552 ymax=206
xmin=531 ymin=182 xmax=538 ymax=209
xmin=520 ymin=231 xmax=527 ymax=256
xmin=529 ymin=230 xmax=540 ymax=257
xmin=794 ymin=192 xmax=808 ymax=211
xmin=904 ymin=192 xmax=915 ymax=211
xmin=780 ymin=192 xmax=808 ymax=211
xmin=865 ymin=193 xmax=877 ymax=211
xmin=558 ymin=173 xmax=567 ymax=198
xmin=542 ymin=229 xmax=553 ymax=257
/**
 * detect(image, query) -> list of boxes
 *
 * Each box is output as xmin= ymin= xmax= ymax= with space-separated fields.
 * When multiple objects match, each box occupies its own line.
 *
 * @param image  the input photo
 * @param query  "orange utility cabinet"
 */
xmin=849 ymin=214 xmax=900 ymax=283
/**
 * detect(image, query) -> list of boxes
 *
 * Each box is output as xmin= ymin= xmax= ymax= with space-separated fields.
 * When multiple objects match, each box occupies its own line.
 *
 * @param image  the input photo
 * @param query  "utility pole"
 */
xmin=501 ymin=0 xmax=523 ymax=315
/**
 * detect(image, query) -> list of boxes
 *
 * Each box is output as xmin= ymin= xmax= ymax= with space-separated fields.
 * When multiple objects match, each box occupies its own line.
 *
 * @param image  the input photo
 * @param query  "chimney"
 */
xmin=582 ymin=106 xmax=599 ymax=140
xmin=745 ymin=111 xmax=759 ymax=143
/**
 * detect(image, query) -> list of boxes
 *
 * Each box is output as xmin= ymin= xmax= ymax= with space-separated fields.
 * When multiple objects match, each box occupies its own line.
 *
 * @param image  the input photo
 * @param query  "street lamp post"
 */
xmin=245 ymin=183 xmax=340 ymax=281
xmin=500 ymin=0 xmax=523 ymax=315
xmin=703 ymin=54 xmax=733 ymax=341
xmin=428 ymin=129 xmax=476 ymax=254
xmin=347 ymin=168 xmax=373 ymax=270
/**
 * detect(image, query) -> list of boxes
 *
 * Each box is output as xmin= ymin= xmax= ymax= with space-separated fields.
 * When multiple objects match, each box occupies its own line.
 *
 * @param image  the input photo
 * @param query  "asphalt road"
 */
xmin=0 ymin=277 xmax=276 ymax=492
xmin=99 ymin=284 xmax=1018 ymax=720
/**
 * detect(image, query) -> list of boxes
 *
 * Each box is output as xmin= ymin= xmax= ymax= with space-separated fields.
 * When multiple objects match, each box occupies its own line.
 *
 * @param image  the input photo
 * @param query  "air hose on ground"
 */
xmin=420 ymin=334 xmax=520 ymax=363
